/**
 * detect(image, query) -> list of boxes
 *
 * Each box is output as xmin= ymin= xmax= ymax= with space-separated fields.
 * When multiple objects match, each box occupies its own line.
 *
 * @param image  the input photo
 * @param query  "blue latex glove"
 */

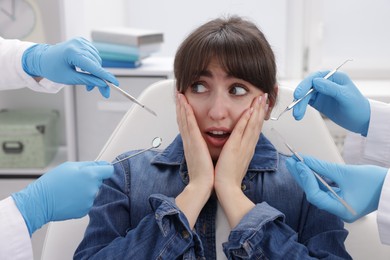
xmin=293 ymin=71 xmax=371 ymax=136
xmin=286 ymin=155 xmax=388 ymax=223
xmin=11 ymin=161 xmax=113 ymax=235
xmin=22 ymin=37 xmax=119 ymax=98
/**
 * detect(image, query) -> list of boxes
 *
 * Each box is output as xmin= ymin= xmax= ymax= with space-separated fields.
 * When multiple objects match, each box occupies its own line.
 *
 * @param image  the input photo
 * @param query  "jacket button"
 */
xmin=182 ymin=230 xmax=190 ymax=239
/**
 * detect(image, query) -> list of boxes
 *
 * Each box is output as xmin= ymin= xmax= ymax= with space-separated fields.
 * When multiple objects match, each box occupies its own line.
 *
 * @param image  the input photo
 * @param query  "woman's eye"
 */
xmin=230 ymin=85 xmax=248 ymax=96
xmin=190 ymin=82 xmax=208 ymax=93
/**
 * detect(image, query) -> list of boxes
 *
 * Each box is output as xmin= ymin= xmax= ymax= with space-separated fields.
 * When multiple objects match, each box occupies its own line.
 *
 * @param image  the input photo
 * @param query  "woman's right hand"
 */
xmin=175 ymin=92 xmax=214 ymax=228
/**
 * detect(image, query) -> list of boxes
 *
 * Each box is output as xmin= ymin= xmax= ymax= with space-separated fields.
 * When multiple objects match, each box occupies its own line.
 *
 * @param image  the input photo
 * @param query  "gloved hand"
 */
xmin=22 ymin=37 xmax=119 ymax=98
xmin=286 ymin=155 xmax=388 ymax=223
xmin=293 ymin=71 xmax=371 ymax=136
xmin=11 ymin=161 xmax=113 ymax=235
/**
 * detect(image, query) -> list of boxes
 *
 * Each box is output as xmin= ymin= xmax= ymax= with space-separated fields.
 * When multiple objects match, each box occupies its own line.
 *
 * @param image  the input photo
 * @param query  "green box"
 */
xmin=0 ymin=109 xmax=59 ymax=168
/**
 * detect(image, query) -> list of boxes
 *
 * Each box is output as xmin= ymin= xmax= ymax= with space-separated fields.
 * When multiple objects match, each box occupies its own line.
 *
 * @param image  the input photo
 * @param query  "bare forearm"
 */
xmin=176 ymin=184 xmax=211 ymax=229
xmin=216 ymin=186 xmax=255 ymax=228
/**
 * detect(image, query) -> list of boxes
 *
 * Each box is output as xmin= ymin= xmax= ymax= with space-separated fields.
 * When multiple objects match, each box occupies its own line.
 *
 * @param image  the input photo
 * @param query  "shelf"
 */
xmin=0 ymin=146 xmax=68 ymax=177
xmin=106 ymin=57 xmax=174 ymax=77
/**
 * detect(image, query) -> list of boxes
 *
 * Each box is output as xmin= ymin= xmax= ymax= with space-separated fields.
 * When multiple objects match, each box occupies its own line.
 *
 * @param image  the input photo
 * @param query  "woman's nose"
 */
xmin=208 ymin=94 xmax=228 ymax=120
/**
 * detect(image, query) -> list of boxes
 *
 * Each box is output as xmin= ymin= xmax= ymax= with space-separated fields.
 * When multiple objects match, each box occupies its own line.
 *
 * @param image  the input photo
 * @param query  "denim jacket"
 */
xmin=75 ymin=134 xmax=351 ymax=260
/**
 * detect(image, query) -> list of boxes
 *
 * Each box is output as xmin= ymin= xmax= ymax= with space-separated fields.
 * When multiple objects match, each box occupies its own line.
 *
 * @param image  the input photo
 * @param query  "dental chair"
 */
xmin=41 ymin=79 xmax=390 ymax=259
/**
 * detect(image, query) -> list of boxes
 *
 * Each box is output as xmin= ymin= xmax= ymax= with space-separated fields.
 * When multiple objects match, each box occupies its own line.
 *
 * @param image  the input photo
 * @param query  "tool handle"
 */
xmin=287 ymin=88 xmax=315 ymax=110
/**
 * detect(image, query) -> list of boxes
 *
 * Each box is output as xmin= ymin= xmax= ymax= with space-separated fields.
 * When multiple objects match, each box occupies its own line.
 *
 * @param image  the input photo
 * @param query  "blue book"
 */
xmin=102 ymin=59 xmax=142 ymax=69
xmin=93 ymin=41 xmax=160 ymax=58
xmin=99 ymin=51 xmax=143 ymax=62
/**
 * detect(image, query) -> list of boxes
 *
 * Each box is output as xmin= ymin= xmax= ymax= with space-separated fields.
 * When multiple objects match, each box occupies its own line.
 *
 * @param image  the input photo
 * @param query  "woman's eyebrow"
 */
xmin=199 ymin=70 xmax=233 ymax=79
xmin=199 ymin=70 xmax=212 ymax=77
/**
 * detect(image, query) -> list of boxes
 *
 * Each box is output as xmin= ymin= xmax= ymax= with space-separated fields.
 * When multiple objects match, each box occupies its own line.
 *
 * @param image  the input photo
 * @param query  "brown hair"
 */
xmin=174 ymin=15 xmax=277 ymax=104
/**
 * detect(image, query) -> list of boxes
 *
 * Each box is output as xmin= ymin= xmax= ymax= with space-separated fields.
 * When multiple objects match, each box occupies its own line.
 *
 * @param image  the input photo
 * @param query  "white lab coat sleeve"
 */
xmin=378 ymin=169 xmax=390 ymax=245
xmin=343 ymin=100 xmax=390 ymax=167
xmin=0 ymin=197 xmax=33 ymax=260
xmin=364 ymin=100 xmax=390 ymax=164
xmin=0 ymin=37 xmax=66 ymax=93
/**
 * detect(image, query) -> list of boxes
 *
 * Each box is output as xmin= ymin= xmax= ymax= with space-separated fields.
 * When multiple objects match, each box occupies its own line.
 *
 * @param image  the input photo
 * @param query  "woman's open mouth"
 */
xmin=204 ymin=130 xmax=231 ymax=147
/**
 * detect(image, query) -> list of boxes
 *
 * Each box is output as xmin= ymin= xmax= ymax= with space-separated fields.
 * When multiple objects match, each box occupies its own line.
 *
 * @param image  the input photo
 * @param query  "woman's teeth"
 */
xmin=208 ymin=131 xmax=230 ymax=138
xmin=210 ymin=130 xmax=226 ymax=135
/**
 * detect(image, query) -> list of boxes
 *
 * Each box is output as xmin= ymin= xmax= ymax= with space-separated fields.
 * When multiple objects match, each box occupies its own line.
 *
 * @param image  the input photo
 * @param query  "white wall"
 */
xmin=61 ymin=0 xmax=127 ymax=40
xmin=66 ymin=0 xmax=390 ymax=80
xmin=122 ymin=0 xmax=294 ymax=78
xmin=304 ymin=0 xmax=390 ymax=79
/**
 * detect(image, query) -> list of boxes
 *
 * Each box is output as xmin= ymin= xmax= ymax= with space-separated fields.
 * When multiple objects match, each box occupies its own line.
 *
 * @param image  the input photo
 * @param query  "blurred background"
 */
xmin=1 ymin=0 xmax=390 ymax=258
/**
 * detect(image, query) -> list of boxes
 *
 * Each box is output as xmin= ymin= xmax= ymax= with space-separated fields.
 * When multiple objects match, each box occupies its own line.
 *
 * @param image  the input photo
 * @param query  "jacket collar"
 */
xmin=151 ymin=134 xmax=278 ymax=173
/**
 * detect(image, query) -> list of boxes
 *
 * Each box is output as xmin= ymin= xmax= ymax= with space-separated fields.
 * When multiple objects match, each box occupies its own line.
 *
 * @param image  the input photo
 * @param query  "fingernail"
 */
xmin=258 ymin=95 xmax=262 ymax=104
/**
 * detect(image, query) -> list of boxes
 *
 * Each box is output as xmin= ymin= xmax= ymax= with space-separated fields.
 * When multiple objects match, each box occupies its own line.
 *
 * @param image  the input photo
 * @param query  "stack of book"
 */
xmin=91 ymin=27 xmax=164 ymax=69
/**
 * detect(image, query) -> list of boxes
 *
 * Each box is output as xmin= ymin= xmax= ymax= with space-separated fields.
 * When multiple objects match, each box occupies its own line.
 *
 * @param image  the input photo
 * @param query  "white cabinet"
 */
xmin=75 ymin=57 xmax=174 ymax=161
xmin=0 ymin=88 xmax=76 ymax=176
xmin=0 ymin=57 xmax=173 ymax=173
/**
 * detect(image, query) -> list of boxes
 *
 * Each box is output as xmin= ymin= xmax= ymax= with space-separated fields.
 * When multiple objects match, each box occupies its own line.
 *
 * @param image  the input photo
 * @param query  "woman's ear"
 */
xmin=264 ymin=84 xmax=278 ymax=120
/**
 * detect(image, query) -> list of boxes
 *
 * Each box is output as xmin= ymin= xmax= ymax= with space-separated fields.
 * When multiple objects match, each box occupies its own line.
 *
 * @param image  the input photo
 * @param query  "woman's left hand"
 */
xmin=215 ymin=94 xmax=268 ymax=189
xmin=214 ymin=94 xmax=268 ymax=228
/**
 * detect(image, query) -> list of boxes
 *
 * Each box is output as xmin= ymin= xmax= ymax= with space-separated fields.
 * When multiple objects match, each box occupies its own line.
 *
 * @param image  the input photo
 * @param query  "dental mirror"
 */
xmin=111 ymin=137 xmax=162 ymax=165
xmin=151 ymin=136 xmax=162 ymax=148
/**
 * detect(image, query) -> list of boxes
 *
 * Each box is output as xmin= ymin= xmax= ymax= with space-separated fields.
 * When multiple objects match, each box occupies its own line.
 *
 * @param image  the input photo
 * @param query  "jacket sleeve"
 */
xmin=0 ymin=37 xmax=64 ymax=93
xmin=74 ymin=166 xmax=203 ymax=259
xmin=223 ymin=202 xmax=351 ymax=259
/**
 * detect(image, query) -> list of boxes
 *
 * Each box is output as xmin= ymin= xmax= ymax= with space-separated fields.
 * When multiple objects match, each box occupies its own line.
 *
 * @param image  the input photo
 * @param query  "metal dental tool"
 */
xmin=270 ymin=59 xmax=353 ymax=121
xmin=270 ymin=128 xmax=357 ymax=216
xmin=111 ymin=137 xmax=162 ymax=165
xmin=102 ymin=79 xmax=157 ymax=117
xmin=75 ymin=67 xmax=157 ymax=117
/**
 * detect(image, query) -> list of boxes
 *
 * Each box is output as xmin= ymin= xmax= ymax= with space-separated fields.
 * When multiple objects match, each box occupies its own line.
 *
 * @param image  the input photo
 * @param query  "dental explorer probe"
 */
xmin=270 ymin=59 xmax=353 ymax=121
xmin=102 ymin=79 xmax=157 ymax=117
xmin=75 ymin=67 xmax=157 ymax=117
xmin=270 ymin=128 xmax=357 ymax=216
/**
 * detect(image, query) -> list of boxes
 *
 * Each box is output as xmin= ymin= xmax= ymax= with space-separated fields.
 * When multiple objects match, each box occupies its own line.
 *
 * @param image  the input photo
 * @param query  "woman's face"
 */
xmin=184 ymin=59 xmax=272 ymax=161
